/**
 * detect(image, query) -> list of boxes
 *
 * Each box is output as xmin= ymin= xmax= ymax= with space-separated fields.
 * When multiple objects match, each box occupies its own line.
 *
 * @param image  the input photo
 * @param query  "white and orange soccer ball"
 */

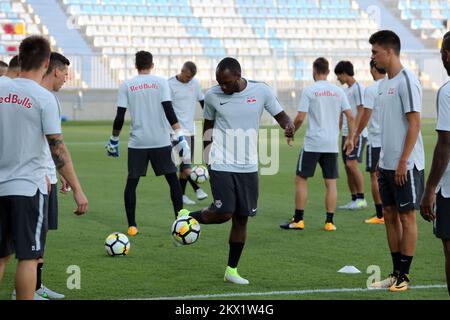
xmin=104 ymin=232 xmax=130 ymax=257
xmin=190 ymin=165 xmax=209 ymax=184
xmin=171 ymin=216 xmax=201 ymax=245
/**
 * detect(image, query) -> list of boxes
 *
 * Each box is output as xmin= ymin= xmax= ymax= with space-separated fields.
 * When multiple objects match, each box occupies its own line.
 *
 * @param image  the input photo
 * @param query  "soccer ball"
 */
xmin=171 ymin=216 xmax=201 ymax=245
xmin=190 ymin=165 xmax=209 ymax=184
xmin=104 ymin=232 xmax=130 ymax=256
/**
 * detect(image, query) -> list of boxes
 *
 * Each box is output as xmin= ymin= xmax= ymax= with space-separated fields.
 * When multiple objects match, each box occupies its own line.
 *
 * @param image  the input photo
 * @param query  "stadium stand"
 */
xmin=397 ymin=0 xmax=449 ymax=42
xmin=0 ymin=0 xmax=43 ymax=56
xmin=0 ymin=0 xmax=445 ymax=95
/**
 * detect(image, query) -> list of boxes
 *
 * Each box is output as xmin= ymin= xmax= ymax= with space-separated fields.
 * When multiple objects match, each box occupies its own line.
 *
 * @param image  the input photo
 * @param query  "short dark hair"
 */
xmin=135 ymin=51 xmax=153 ymax=71
xmin=183 ymin=61 xmax=197 ymax=76
xmin=369 ymin=30 xmax=401 ymax=55
xmin=443 ymin=31 xmax=450 ymax=50
xmin=0 ymin=61 xmax=7 ymax=68
xmin=45 ymin=52 xmax=70 ymax=76
xmin=369 ymin=59 xmax=387 ymax=74
xmin=216 ymin=57 xmax=241 ymax=75
xmin=8 ymin=55 xmax=19 ymax=69
xmin=19 ymin=36 xmax=51 ymax=71
xmin=313 ymin=57 xmax=329 ymax=75
xmin=334 ymin=61 xmax=354 ymax=76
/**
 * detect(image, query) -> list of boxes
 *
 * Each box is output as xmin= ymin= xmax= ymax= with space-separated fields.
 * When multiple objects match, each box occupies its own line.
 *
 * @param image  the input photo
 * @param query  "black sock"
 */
xmin=326 ymin=212 xmax=334 ymax=223
xmin=357 ymin=193 xmax=365 ymax=200
xmin=294 ymin=209 xmax=304 ymax=222
xmin=375 ymin=204 xmax=383 ymax=219
xmin=180 ymin=178 xmax=188 ymax=194
xmin=36 ymin=262 xmax=43 ymax=291
xmin=351 ymin=194 xmax=357 ymax=201
xmin=188 ymin=177 xmax=200 ymax=191
xmin=189 ymin=210 xmax=204 ymax=224
xmin=165 ymin=173 xmax=183 ymax=218
xmin=399 ymin=254 xmax=413 ymax=276
xmin=124 ymin=178 xmax=140 ymax=227
xmin=228 ymin=242 xmax=245 ymax=268
xmin=391 ymin=252 xmax=402 ymax=274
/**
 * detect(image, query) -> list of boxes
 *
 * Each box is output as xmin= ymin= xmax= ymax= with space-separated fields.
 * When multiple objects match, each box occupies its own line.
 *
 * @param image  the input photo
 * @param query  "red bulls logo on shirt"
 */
xmin=0 ymin=93 xmax=33 ymax=108
xmin=246 ymin=97 xmax=257 ymax=104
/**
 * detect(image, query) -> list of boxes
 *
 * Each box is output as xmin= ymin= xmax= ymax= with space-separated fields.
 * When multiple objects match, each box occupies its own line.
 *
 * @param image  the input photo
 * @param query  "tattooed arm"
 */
xmin=46 ymin=134 xmax=88 ymax=215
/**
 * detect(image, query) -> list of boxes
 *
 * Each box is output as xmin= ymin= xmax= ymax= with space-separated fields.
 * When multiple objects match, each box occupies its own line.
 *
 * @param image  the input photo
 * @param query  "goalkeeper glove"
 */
xmin=105 ymin=136 xmax=119 ymax=158
xmin=174 ymin=130 xmax=191 ymax=163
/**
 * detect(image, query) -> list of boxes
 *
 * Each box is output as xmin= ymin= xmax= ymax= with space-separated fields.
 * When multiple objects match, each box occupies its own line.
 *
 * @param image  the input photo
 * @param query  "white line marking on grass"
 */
xmin=139 ymin=284 xmax=447 ymax=300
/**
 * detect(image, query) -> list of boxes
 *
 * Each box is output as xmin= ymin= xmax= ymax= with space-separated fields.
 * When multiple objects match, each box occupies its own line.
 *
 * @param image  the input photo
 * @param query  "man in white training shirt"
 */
xmin=335 ymin=60 xmax=368 ymax=210
xmin=420 ymin=32 xmax=450 ymax=296
xmin=368 ymin=30 xmax=425 ymax=292
xmin=106 ymin=51 xmax=190 ymax=237
xmin=179 ymin=57 xmax=295 ymax=285
xmin=280 ymin=57 xmax=354 ymax=232
xmin=355 ymin=60 xmax=387 ymax=225
xmin=168 ymin=61 xmax=208 ymax=205
xmin=32 ymin=52 xmax=71 ymax=300
xmin=0 ymin=36 xmax=88 ymax=300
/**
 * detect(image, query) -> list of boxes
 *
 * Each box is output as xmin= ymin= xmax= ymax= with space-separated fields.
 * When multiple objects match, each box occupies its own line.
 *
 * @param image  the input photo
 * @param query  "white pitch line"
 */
xmin=138 ymin=284 xmax=447 ymax=300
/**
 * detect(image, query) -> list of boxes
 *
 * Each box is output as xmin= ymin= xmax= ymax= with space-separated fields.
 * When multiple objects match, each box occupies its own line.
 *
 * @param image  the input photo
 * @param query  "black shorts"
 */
xmin=209 ymin=169 xmax=259 ymax=217
xmin=48 ymin=184 xmax=58 ymax=230
xmin=435 ymin=191 xmax=450 ymax=240
xmin=172 ymin=136 xmax=194 ymax=172
xmin=0 ymin=190 xmax=48 ymax=260
xmin=342 ymin=135 xmax=366 ymax=164
xmin=296 ymin=150 xmax=339 ymax=179
xmin=378 ymin=167 xmax=424 ymax=213
xmin=366 ymin=146 xmax=381 ymax=173
xmin=128 ymin=146 xmax=177 ymax=178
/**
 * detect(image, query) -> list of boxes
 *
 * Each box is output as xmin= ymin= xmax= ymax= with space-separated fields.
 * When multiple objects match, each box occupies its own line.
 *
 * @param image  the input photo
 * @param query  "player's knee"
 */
xmin=217 ymin=212 xmax=233 ymax=223
xmin=443 ymin=241 xmax=450 ymax=257
xmin=398 ymin=211 xmax=415 ymax=225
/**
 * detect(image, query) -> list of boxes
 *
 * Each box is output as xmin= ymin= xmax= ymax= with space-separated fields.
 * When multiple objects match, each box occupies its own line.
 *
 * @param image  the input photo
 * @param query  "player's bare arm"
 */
xmin=420 ymin=130 xmax=450 ymax=221
xmin=47 ymin=134 xmax=88 ymax=215
xmin=343 ymin=109 xmax=355 ymax=155
xmin=397 ymin=112 xmax=421 ymax=186
xmin=274 ymin=111 xmax=295 ymax=145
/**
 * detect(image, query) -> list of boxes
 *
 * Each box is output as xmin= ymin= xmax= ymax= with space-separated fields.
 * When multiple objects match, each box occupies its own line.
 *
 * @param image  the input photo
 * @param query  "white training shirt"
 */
xmin=435 ymin=81 xmax=450 ymax=197
xmin=364 ymin=79 xmax=384 ymax=148
xmin=378 ymin=68 xmax=425 ymax=171
xmin=0 ymin=78 xmax=61 ymax=196
xmin=342 ymin=81 xmax=368 ymax=138
xmin=117 ymin=74 xmax=172 ymax=149
xmin=204 ymin=80 xmax=284 ymax=173
xmin=44 ymin=94 xmax=62 ymax=184
xmin=298 ymin=80 xmax=351 ymax=153
xmin=168 ymin=76 xmax=204 ymax=136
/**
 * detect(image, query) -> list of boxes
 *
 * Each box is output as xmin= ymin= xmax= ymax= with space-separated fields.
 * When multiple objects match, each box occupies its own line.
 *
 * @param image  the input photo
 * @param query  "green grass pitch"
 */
xmin=0 ymin=119 xmax=448 ymax=300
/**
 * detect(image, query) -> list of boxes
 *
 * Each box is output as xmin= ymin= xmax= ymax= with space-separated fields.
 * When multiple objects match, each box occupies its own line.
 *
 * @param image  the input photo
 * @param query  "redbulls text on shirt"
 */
xmin=314 ymin=90 xmax=340 ymax=98
xmin=0 ymin=93 xmax=32 ymax=108
xmin=129 ymin=83 xmax=160 ymax=92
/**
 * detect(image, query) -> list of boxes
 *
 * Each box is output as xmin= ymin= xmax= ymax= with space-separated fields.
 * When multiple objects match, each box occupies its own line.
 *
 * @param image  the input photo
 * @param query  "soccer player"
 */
xmin=280 ymin=57 xmax=355 ymax=231
xmin=0 ymin=36 xmax=88 ymax=300
xmin=0 ymin=56 xmax=20 ymax=82
xmin=106 ymin=51 xmax=190 ymax=237
xmin=335 ymin=61 xmax=368 ymax=210
xmin=354 ymin=60 xmax=387 ymax=224
xmin=420 ymin=32 xmax=450 ymax=296
xmin=168 ymin=61 xmax=208 ymax=205
xmin=178 ymin=57 xmax=295 ymax=284
xmin=368 ymin=30 xmax=425 ymax=292
xmin=31 ymin=52 xmax=71 ymax=300
xmin=0 ymin=60 xmax=8 ymax=76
